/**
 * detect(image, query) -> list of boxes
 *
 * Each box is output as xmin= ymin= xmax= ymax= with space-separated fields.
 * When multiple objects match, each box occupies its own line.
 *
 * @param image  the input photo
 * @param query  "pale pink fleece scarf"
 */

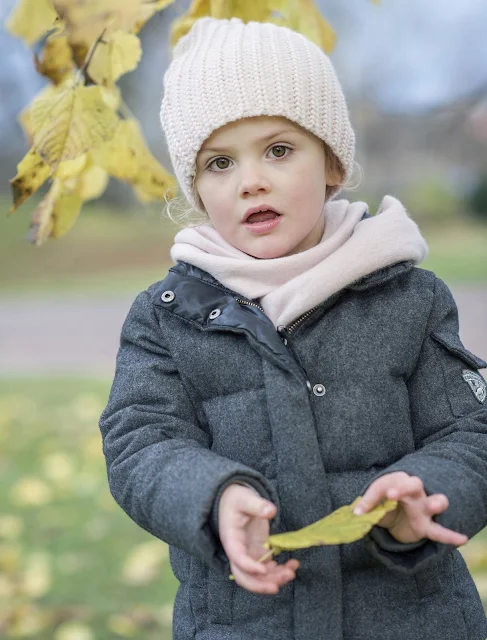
xmin=170 ymin=195 xmax=429 ymax=328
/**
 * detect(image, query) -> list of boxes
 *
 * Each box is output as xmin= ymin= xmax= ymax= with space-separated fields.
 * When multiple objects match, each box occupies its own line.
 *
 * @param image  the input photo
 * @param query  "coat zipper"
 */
xmin=235 ymin=298 xmax=319 ymax=334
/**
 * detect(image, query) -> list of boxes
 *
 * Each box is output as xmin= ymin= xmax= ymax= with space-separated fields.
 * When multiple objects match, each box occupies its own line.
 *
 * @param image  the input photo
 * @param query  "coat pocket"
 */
xmin=431 ymin=330 xmax=487 ymax=417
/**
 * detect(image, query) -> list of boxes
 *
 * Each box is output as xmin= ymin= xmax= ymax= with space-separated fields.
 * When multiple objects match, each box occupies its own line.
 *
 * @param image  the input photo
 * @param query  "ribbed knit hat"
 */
xmin=160 ymin=17 xmax=355 ymax=212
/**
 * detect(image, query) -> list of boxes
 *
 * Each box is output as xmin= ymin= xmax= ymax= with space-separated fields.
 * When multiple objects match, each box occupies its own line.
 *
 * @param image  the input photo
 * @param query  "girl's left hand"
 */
xmin=353 ymin=471 xmax=469 ymax=547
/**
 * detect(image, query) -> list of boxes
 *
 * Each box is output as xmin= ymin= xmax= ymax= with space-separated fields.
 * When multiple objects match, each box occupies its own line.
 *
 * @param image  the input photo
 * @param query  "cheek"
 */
xmin=286 ymin=169 xmax=327 ymax=210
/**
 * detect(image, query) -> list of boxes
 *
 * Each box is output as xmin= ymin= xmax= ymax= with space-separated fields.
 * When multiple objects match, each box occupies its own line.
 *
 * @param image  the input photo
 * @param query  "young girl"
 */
xmin=99 ymin=17 xmax=487 ymax=640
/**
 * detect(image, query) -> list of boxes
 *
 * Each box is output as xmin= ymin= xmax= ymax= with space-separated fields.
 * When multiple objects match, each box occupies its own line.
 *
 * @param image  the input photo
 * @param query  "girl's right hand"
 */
xmin=218 ymin=484 xmax=300 ymax=594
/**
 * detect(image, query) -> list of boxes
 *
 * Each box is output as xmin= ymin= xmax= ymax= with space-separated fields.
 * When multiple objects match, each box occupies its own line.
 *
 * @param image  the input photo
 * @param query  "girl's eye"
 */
xmin=270 ymin=145 xmax=290 ymax=158
xmin=208 ymin=157 xmax=231 ymax=171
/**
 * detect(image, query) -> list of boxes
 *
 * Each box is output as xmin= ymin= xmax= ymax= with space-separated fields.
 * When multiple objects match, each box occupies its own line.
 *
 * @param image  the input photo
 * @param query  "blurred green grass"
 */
xmin=1 ymin=197 xmax=487 ymax=298
xmin=0 ymin=377 xmax=178 ymax=639
xmin=0 ymin=377 xmax=486 ymax=639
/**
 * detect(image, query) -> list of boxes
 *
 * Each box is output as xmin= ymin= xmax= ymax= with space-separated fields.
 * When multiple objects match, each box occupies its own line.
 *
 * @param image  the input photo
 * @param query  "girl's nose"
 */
xmin=238 ymin=165 xmax=271 ymax=198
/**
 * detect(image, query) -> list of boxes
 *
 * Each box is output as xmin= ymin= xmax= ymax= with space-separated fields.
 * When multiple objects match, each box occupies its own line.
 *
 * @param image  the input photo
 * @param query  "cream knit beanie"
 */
xmin=160 ymin=17 xmax=355 ymax=212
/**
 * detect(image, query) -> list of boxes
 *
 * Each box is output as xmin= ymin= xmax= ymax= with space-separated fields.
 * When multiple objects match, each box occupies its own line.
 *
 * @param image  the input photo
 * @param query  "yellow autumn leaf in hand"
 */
xmin=88 ymin=31 xmax=142 ymax=88
xmin=30 ymin=79 xmax=119 ymax=169
xmin=9 ymin=149 xmax=52 ymax=213
xmin=265 ymin=497 xmax=397 ymax=555
xmin=35 ymin=34 xmax=75 ymax=85
xmin=5 ymin=0 xmax=58 ymax=47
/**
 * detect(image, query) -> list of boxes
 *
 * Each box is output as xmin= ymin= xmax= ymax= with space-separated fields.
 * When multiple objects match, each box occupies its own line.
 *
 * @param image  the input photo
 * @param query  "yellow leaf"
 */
xmin=55 ymin=155 xmax=88 ymax=181
xmin=18 ymin=83 xmax=62 ymax=145
xmin=107 ymin=614 xmax=139 ymax=637
xmin=51 ymin=192 xmax=83 ymax=238
xmin=265 ymin=497 xmax=397 ymax=554
xmin=22 ymin=551 xmax=52 ymax=598
xmin=5 ymin=0 xmax=58 ymax=47
xmin=30 ymin=81 xmax=119 ymax=169
xmin=0 ymin=515 xmax=24 ymax=540
xmin=122 ymin=541 xmax=169 ymax=585
xmin=5 ymin=603 xmax=50 ymax=637
xmin=9 ymin=149 xmax=52 ymax=213
xmin=27 ymin=179 xmax=82 ymax=245
xmin=91 ymin=119 xmax=140 ymax=181
xmin=54 ymin=621 xmax=94 ymax=640
xmin=134 ymin=0 xmax=176 ymax=33
xmin=53 ymin=0 xmax=153 ymax=43
xmin=88 ymin=31 xmax=142 ymax=88
xmin=170 ymin=0 xmax=211 ymax=47
xmin=92 ymin=118 xmax=176 ymax=201
xmin=35 ymin=34 xmax=75 ymax=85
xmin=270 ymin=0 xmax=336 ymax=53
xmin=11 ymin=476 xmax=53 ymax=506
xmin=74 ymin=162 xmax=109 ymax=201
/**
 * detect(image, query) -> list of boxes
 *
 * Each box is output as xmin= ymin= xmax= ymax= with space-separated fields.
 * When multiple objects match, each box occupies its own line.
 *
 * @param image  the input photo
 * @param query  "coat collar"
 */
xmin=150 ymin=259 xmax=414 ymax=377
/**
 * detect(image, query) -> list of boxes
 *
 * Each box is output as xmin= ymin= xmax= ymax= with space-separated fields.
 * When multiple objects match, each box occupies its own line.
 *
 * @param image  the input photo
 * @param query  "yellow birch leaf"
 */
xmin=170 ymin=0 xmax=211 ymax=47
xmin=53 ymin=0 xmax=150 ymax=43
xmin=91 ymin=119 xmax=141 ymax=181
xmin=18 ymin=83 xmax=62 ymax=145
xmin=9 ymin=149 xmax=52 ymax=214
xmin=270 ymin=0 xmax=336 ymax=53
xmin=87 ymin=31 xmax=142 ymax=88
xmin=134 ymin=0 xmax=176 ymax=33
xmin=5 ymin=0 xmax=58 ymax=47
xmin=26 ymin=179 xmax=82 ymax=244
xmin=72 ymin=160 xmax=109 ymax=201
xmin=34 ymin=34 xmax=74 ymax=85
xmin=51 ymin=192 xmax=83 ymax=239
xmin=265 ymin=497 xmax=397 ymax=554
xmin=209 ymin=0 xmax=266 ymax=20
xmin=30 ymin=81 xmax=119 ymax=169
xmin=55 ymin=155 xmax=88 ymax=180
xmin=133 ymin=156 xmax=177 ymax=203
xmin=92 ymin=118 xmax=175 ymax=201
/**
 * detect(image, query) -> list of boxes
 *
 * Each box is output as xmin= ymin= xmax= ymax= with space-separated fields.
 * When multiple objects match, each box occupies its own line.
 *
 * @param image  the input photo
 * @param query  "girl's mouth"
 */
xmin=244 ymin=211 xmax=281 ymax=233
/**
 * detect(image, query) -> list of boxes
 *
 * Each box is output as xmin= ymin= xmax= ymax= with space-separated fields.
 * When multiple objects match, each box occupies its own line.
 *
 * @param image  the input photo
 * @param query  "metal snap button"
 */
xmin=161 ymin=290 xmax=175 ymax=303
xmin=313 ymin=383 xmax=326 ymax=397
xmin=209 ymin=309 xmax=221 ymax=320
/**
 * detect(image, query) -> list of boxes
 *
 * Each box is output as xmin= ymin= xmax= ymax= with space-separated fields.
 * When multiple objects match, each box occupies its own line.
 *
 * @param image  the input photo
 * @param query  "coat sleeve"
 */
xmin=98 ymin=290 xmax=278 ymax=575
xmin=362 ymin=275 xmax=487 ymax=573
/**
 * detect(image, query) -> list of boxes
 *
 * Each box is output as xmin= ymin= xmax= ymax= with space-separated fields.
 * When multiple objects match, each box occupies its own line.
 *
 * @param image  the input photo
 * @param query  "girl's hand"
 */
xmin=353 ymin=471 xmax=468 ymax=546
xmin=218 ymin=484 xmax=299 ymax=594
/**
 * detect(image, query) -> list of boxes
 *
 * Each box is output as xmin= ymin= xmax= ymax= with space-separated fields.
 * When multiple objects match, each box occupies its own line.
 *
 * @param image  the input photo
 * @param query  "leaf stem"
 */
xmin=257 ymin=549 xmax=275 ymax=563
xmin=76 ymin=28 xmax=107 ymax=84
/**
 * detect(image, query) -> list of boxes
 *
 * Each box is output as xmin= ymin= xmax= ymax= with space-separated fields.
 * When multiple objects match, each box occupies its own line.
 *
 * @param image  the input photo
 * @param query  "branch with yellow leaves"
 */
xmin=5 ymin=0 xmax=380 ymax=244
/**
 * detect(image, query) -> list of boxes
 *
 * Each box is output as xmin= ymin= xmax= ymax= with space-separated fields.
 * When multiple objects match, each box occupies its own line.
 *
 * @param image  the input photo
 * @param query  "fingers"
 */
xmin=423 ymin=520 xmax=468 ymax=547
xmin=354 ymin=472 xmax=422 ymax=515
xmin=230 ymin=558 xmax=300 ymax=594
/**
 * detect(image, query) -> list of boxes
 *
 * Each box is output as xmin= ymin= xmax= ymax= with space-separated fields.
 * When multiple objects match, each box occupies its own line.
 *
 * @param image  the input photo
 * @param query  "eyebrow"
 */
xmin=199 ymin=129 xmax=300 ymax=156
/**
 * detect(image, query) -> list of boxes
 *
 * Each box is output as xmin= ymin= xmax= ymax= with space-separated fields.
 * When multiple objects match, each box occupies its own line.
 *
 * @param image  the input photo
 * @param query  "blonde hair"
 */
xmin=164 ymin=144 xmax=362 ymax=229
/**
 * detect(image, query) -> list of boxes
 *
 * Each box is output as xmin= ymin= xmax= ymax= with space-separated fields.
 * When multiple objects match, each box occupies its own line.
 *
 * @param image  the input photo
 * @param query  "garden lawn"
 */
xmin=0 ymin=377 xmax=178 ymax=639
xmin=1 ymin=377 xmax=487 ymax=639
xmin=1 ymin=199 xmax=487 ymax=299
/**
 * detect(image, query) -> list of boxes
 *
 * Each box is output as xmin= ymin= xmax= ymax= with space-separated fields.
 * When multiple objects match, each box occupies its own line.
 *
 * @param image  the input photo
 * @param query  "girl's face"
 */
xmin=195 ymin=116 xmax=341 ymax=259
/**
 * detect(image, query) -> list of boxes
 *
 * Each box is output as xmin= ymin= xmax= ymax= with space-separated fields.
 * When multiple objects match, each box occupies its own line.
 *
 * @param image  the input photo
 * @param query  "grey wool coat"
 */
xmin=99 ymin=258 xmax=487 ymax=640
